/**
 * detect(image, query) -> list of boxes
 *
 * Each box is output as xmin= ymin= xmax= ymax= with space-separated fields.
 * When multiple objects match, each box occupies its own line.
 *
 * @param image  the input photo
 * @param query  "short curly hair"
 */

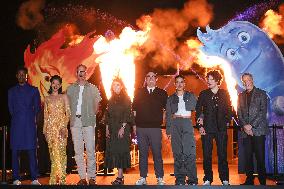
xmin=206 ymin=70 xmax=223 ymax=85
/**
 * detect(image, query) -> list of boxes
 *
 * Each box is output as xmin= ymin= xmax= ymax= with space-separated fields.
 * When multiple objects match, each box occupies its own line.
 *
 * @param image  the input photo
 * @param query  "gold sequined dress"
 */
xmin=43 ymin=94 xmax=70 ymax=185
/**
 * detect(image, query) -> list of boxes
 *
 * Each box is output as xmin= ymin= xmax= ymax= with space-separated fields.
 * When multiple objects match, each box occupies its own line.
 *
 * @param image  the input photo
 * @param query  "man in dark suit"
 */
xmin=237 ymin=73 xmax=269 ymax=185
xmin=196 ymin=70 xmax=232 ymax=185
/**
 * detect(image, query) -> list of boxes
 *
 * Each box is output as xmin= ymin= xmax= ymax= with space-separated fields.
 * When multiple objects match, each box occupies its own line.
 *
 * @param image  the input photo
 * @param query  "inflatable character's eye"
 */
xmin=238 ymin=32 xmax=250 ymax=44
xmin=226 ymin=48 xmax=237 ymax=60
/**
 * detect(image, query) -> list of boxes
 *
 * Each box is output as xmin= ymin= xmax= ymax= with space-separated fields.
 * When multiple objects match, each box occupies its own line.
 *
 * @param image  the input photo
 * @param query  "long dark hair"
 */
xmin=48 ymin=75 xmax=63 ymax=94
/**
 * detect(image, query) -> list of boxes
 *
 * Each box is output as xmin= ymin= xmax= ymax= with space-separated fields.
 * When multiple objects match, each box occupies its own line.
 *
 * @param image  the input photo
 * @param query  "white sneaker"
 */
xmin=31 ymin=179 xmax=41 ymax=185
xmin=222 ymin=180 xmax=230 ymax=185
xmin=13 ymin=180 xmax=21 ymax=185
xmin=203 ymin=180 xmax=211 ymax=185
xmin=135 ymin=177 xmax=147 ymax=185
xmin=157 ymin=177 xmax=165 ymax=185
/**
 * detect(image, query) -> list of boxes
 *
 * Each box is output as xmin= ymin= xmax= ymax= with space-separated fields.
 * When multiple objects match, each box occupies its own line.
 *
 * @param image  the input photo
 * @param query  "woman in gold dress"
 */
xmin=43 ymin=75 xmax=70 ymax=184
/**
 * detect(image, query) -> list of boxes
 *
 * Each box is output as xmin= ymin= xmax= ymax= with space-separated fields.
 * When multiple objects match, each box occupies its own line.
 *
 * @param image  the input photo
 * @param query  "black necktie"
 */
xmin=149 ymin=89 xmax=153 ymax=94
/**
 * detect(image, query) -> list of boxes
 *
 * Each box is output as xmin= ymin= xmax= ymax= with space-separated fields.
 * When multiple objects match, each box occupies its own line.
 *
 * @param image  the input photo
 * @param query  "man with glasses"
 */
xmin=67 ymin=64 xmax=101 ymax=185
xmin=132 ymin=71 xmax=168 ymax=185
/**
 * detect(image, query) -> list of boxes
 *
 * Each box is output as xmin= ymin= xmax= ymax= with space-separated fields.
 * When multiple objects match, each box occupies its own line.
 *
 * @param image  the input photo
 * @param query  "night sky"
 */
xmin=0 ymin=0 xmax=283 ymax=125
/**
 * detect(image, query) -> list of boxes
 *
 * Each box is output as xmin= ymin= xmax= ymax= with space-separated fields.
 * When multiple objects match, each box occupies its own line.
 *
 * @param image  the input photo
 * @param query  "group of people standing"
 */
xmin=8 ymin=65 xmax=268 ymax=186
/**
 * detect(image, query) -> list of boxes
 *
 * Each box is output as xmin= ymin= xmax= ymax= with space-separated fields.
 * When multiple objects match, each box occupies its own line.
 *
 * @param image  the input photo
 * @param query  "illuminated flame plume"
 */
xmin=93 ymin=22 xmax=151 ymax=101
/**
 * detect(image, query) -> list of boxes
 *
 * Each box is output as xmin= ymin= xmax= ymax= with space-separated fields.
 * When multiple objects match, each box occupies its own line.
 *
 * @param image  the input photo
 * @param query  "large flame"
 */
xmin=261 ymin=9 xmax=283 ymax=38
xmin=186 ymin=39 xmax=238 ymax=110
xmin=93 ymin=23 xmax=151 ymax=101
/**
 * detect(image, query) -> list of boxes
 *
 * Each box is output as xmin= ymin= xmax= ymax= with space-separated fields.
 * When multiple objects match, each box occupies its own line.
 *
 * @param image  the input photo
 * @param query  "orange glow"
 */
xmin=261 ymin=9 xmax=283 ymax=38
xmin=93 ymin=25 xmax=151 ymax=101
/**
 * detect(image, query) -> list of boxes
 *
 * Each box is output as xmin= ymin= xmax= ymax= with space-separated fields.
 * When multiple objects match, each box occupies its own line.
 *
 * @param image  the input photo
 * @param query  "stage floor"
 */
xmin=18 ymin=163 xmax=276 ymax=185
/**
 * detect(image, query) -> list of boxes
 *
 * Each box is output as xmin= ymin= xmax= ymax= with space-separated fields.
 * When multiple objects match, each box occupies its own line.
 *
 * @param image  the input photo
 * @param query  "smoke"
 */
xmin=260 ymin=3 xmax=284 ymax=44
xmin=16 ymin=0 xmax=45 ymax=30
xmin=136 ymin=0 xmax=213 ymax=70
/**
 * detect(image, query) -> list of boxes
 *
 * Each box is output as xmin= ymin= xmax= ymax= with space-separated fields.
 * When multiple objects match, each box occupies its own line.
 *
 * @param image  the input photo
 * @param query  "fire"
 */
xmin=93 ymin=25 xmax=151 ymax=101
xmin=186 ymin=39 xmax=238 ymax=110
xmin=261 ymin=9 xmax=283 ymax=38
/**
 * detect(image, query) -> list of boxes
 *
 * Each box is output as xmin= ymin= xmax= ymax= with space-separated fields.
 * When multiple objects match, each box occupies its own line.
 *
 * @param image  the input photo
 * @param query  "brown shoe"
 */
xmin=77 ymin=179 xmax=88 ymax=185
xmin=89 ymin=178 xmax=97 ymax=185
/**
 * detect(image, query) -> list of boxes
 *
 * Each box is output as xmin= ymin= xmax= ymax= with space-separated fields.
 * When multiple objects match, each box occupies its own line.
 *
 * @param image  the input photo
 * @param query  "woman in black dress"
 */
xmin=104 ymin=78 xmax=134 ymax=185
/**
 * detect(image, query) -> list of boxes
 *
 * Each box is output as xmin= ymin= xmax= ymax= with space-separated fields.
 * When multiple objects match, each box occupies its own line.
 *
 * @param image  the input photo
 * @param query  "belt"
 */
xmin=172 ymin=115 xmax=191 ymax=119
xmin=76 ymin=115 xmax=82 ymax=118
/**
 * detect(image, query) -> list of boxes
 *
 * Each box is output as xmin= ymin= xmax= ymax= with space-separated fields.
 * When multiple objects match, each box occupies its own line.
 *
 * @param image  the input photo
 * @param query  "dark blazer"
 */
xmin=196 ymin=89 xmax=232 ymax=133
xmin=237 ymin=87 xmax=269 ymax=136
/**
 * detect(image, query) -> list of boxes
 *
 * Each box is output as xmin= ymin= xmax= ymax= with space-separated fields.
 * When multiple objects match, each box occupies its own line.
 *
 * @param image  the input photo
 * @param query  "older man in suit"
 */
xmin=237 ymin=73 xmax=269 ymax=185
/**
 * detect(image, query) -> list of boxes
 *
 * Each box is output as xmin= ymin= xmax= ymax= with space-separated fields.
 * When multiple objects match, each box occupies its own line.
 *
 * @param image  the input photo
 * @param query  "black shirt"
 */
xmin=132 ymin=87 xmax=168 ymax=128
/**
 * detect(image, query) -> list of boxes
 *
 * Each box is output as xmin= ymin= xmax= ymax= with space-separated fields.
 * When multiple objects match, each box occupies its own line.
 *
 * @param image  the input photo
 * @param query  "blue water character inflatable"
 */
xmin=197 ymin=21 xmax=284 ymax=173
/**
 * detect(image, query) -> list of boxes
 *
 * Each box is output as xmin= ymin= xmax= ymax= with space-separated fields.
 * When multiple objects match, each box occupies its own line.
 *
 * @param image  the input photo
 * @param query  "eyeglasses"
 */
xmin=146 ymin=75 xmax=156 ymax=78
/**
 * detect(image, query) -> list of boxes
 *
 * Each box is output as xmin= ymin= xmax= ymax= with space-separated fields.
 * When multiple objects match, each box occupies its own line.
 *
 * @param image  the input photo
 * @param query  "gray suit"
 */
xmin=237 ymin=87 xmax=269 ymax=185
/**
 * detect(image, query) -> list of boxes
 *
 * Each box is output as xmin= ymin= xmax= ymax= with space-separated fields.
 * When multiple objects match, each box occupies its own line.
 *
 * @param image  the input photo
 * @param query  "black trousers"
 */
xmin=201 ymin=132 xmax=229 ymax=182
xmin=243 ymin=135 xmax=266 ymax=185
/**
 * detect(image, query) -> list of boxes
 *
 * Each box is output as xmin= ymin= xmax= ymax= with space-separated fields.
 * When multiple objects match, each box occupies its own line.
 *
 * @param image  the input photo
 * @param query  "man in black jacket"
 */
xmin=132 ymin=71 xmax=168 ymax=185
xmin=196 ymin=70 xmax=231 ymax=185
xmin=237 ymin=73 xmax=269 ymax=185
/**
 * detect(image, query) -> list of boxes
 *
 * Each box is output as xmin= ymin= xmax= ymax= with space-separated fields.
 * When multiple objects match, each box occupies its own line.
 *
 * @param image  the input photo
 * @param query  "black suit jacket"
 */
xmin=196 ymin=89 xmax=232 ymax=133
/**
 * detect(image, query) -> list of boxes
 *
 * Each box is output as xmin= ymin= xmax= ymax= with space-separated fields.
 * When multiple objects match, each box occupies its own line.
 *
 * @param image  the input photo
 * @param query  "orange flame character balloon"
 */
xmin=24 ymin=26 xmax=101 ymax=100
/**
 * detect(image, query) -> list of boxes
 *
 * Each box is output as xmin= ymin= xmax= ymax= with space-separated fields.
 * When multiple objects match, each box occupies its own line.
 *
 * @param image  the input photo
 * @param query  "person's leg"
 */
xmin=137 ymin=127 xmax=149 ymax=178
xmin=83 ymin=126 xmax=96 ymax=180
xmin=201 ymin=133 xmax=214 ymax=183
xmin=71 ymin=126 xmax=86 ymax=180
xmin=58 ymin=139 xmax=67 ymax=184
xmin=182 ymin=119 xmax=198 ymax=184
xmin=27 ymin=149 xmax=38 ymax=181
xmin=243 ymin=136 xmax=254 ymax=184
xmin=48 ymin=146 xmax=57 ymax=184
xmin=253 ymin=136 xmax=266 ymax=185
xmin=148 ymin=128 xmax=164 ymax=179
xmin=12 ymin=150 xmax=20 ymax=181
xmin=171 ymin=119 xmax=186 ymax=185
xmin=216 ymin=131 xmax=229 ymax=182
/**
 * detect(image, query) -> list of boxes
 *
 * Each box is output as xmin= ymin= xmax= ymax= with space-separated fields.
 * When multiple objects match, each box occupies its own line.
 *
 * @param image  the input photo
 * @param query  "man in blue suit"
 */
xmin=8 ymin=67 xmax=41 ymax=185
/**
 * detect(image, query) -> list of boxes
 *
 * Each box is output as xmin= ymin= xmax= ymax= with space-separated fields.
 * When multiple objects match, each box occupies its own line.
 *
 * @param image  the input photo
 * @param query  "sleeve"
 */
xmin=225 ymin=90 xmax=232 ymax=124
xmin=122 ymin=98 xmax=134 ymax=124
xmin=43 ymin=99 xmax=48 ymax=136
xmin=165 ymin=97 xmax=172 ymax=135
xmin=34 ymin=88 xmax=41 ymax=114
xmin=195 ymin=91 xmax=204 ymax=120
xmin=162 ymin=90 xmax=168 ymax=110
xmin=237 ymin=93 xmax=247 ymax=127
xmin=64 ymin=95 xmax=71 ymax=127
xmin=250 ymin=92 xmax=268 ymax=129
xmin=8 ymin=89 xmax=13 ymax=116
xmin=190 ymin=93 xmax=197 ymax=111
xmin=132 ymin=89 xmax=139 ymax=111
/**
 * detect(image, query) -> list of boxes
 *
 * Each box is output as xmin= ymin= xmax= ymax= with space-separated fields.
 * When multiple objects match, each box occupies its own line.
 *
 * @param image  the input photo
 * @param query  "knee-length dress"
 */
xmin=104 ymin=94 xmax=133 ymax=169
